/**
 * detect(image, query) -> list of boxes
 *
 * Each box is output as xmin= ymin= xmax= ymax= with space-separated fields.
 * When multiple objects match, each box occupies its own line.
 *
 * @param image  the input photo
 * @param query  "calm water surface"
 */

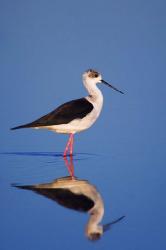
xmin=1 ymin=148 xmax=165 ymax=250
xmin=1 ymin=0 xmax=166 ymax=249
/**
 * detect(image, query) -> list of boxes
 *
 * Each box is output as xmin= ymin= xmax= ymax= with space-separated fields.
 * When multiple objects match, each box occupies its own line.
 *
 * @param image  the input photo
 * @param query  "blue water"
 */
xmin=1 ymin=145 xmax=166 ymax=249
xmin=1 ymin=0 xmax=166 ymax=249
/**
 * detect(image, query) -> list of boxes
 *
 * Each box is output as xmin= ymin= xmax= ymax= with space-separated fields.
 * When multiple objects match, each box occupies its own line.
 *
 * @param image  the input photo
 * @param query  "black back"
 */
xmin=11 ymin=98 xmax=93 ymax=129
xmin=15 ymin=186 xmax=94 ymax=212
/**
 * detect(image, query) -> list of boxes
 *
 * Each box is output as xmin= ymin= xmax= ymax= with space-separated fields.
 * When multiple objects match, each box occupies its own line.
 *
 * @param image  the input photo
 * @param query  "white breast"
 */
xmin=39 ymin=95 xmax=103 ymax=134
xmin=36 ymin=79 xmax=104 ymax=134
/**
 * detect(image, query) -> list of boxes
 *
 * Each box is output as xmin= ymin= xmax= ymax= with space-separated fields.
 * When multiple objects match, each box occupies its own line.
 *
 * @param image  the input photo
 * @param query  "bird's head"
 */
xmin=83 ymin=69 xmax=102 ymax=85
xmin=86 ymin=215 xmax=125 ymax=241
xmin=83 ymin=69 xmax=124 ymax=94
xmin=86 ymin=224 xmax=103 ymax=241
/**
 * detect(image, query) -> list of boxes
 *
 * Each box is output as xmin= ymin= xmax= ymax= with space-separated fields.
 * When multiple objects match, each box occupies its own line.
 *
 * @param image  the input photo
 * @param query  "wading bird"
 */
xmin=11 ymin=69 xmax=124 ymax=156
xmin=13 ymin=174 xmax=125 ymax=241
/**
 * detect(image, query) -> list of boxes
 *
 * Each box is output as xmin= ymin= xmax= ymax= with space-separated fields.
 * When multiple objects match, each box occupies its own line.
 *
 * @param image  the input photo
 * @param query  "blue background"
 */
xmin=1 ymin=0 xmax=166 ymax=249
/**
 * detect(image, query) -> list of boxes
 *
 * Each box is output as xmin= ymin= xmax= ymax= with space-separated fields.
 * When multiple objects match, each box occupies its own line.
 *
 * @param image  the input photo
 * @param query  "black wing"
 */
xmin=11 ymin=98 xmax=93 ymax=130
xmin=15 ymin=186 xmax=94 ymax=212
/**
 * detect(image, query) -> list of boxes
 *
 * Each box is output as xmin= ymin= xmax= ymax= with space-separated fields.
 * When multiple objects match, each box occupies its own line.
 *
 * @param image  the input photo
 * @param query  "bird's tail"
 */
xmin=12 ymin=184 xmax=34 ymax=190
xmin=10 ymin=123 xmax=34 ymax=130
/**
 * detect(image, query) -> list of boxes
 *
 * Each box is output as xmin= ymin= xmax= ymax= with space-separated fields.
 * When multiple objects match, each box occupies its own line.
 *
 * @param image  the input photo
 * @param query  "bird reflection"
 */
xmin=13 ymin=156 xmax=125 ymax=241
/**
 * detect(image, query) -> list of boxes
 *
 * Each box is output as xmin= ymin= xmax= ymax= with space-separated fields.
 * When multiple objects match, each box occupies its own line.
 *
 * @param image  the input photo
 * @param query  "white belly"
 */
xmin=40 ymin=108 xmax=100 ymax=134
xmin=35 ymin=95 xmax=103 ymax=134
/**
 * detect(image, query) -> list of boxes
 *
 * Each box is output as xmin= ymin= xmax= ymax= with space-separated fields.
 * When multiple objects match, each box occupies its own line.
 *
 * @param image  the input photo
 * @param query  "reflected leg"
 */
xmin=63 ymin=155 xmax=75 ymax=177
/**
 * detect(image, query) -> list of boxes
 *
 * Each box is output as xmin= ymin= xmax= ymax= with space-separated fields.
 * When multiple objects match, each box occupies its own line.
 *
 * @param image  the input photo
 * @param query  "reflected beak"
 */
xmin=101 ymin=80 xmax=124 ymax=94
xmin=103 ymin=215 xmax=125 ymax=232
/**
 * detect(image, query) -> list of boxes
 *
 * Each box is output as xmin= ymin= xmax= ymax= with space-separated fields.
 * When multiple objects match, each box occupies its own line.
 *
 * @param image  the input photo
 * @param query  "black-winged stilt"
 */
xmin=13 ymin=172 xmax=125 ymax=241
xmin=11 ymin=69 xmax=124 ymax=156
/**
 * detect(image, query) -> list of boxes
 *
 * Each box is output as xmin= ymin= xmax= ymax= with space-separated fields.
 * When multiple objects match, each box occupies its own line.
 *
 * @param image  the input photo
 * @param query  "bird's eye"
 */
xmin=94 ymin=73 xmax=98 ymax=78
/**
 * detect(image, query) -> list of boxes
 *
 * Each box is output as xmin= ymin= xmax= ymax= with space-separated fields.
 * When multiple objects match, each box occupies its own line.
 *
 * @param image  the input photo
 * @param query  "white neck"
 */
xmin=83 ymin=77 xmax=103 ymax=106
xmin=85 ymin=195 xmax=104 ymax=237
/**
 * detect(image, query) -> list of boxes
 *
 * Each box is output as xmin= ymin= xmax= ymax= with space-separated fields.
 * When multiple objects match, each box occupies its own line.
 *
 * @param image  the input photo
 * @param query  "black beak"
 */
xmin=101 ymin=80 xmax=124 ymax=94
xmin=103 ymin=215 xmax=125 ymax=232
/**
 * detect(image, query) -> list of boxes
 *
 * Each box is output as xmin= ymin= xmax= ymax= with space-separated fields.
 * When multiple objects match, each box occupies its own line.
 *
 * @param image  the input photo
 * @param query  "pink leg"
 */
xmin=70 ymin=134 xmax=74 ymax=156
xmin=63 ymin=134 xmax=73 ymax=157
